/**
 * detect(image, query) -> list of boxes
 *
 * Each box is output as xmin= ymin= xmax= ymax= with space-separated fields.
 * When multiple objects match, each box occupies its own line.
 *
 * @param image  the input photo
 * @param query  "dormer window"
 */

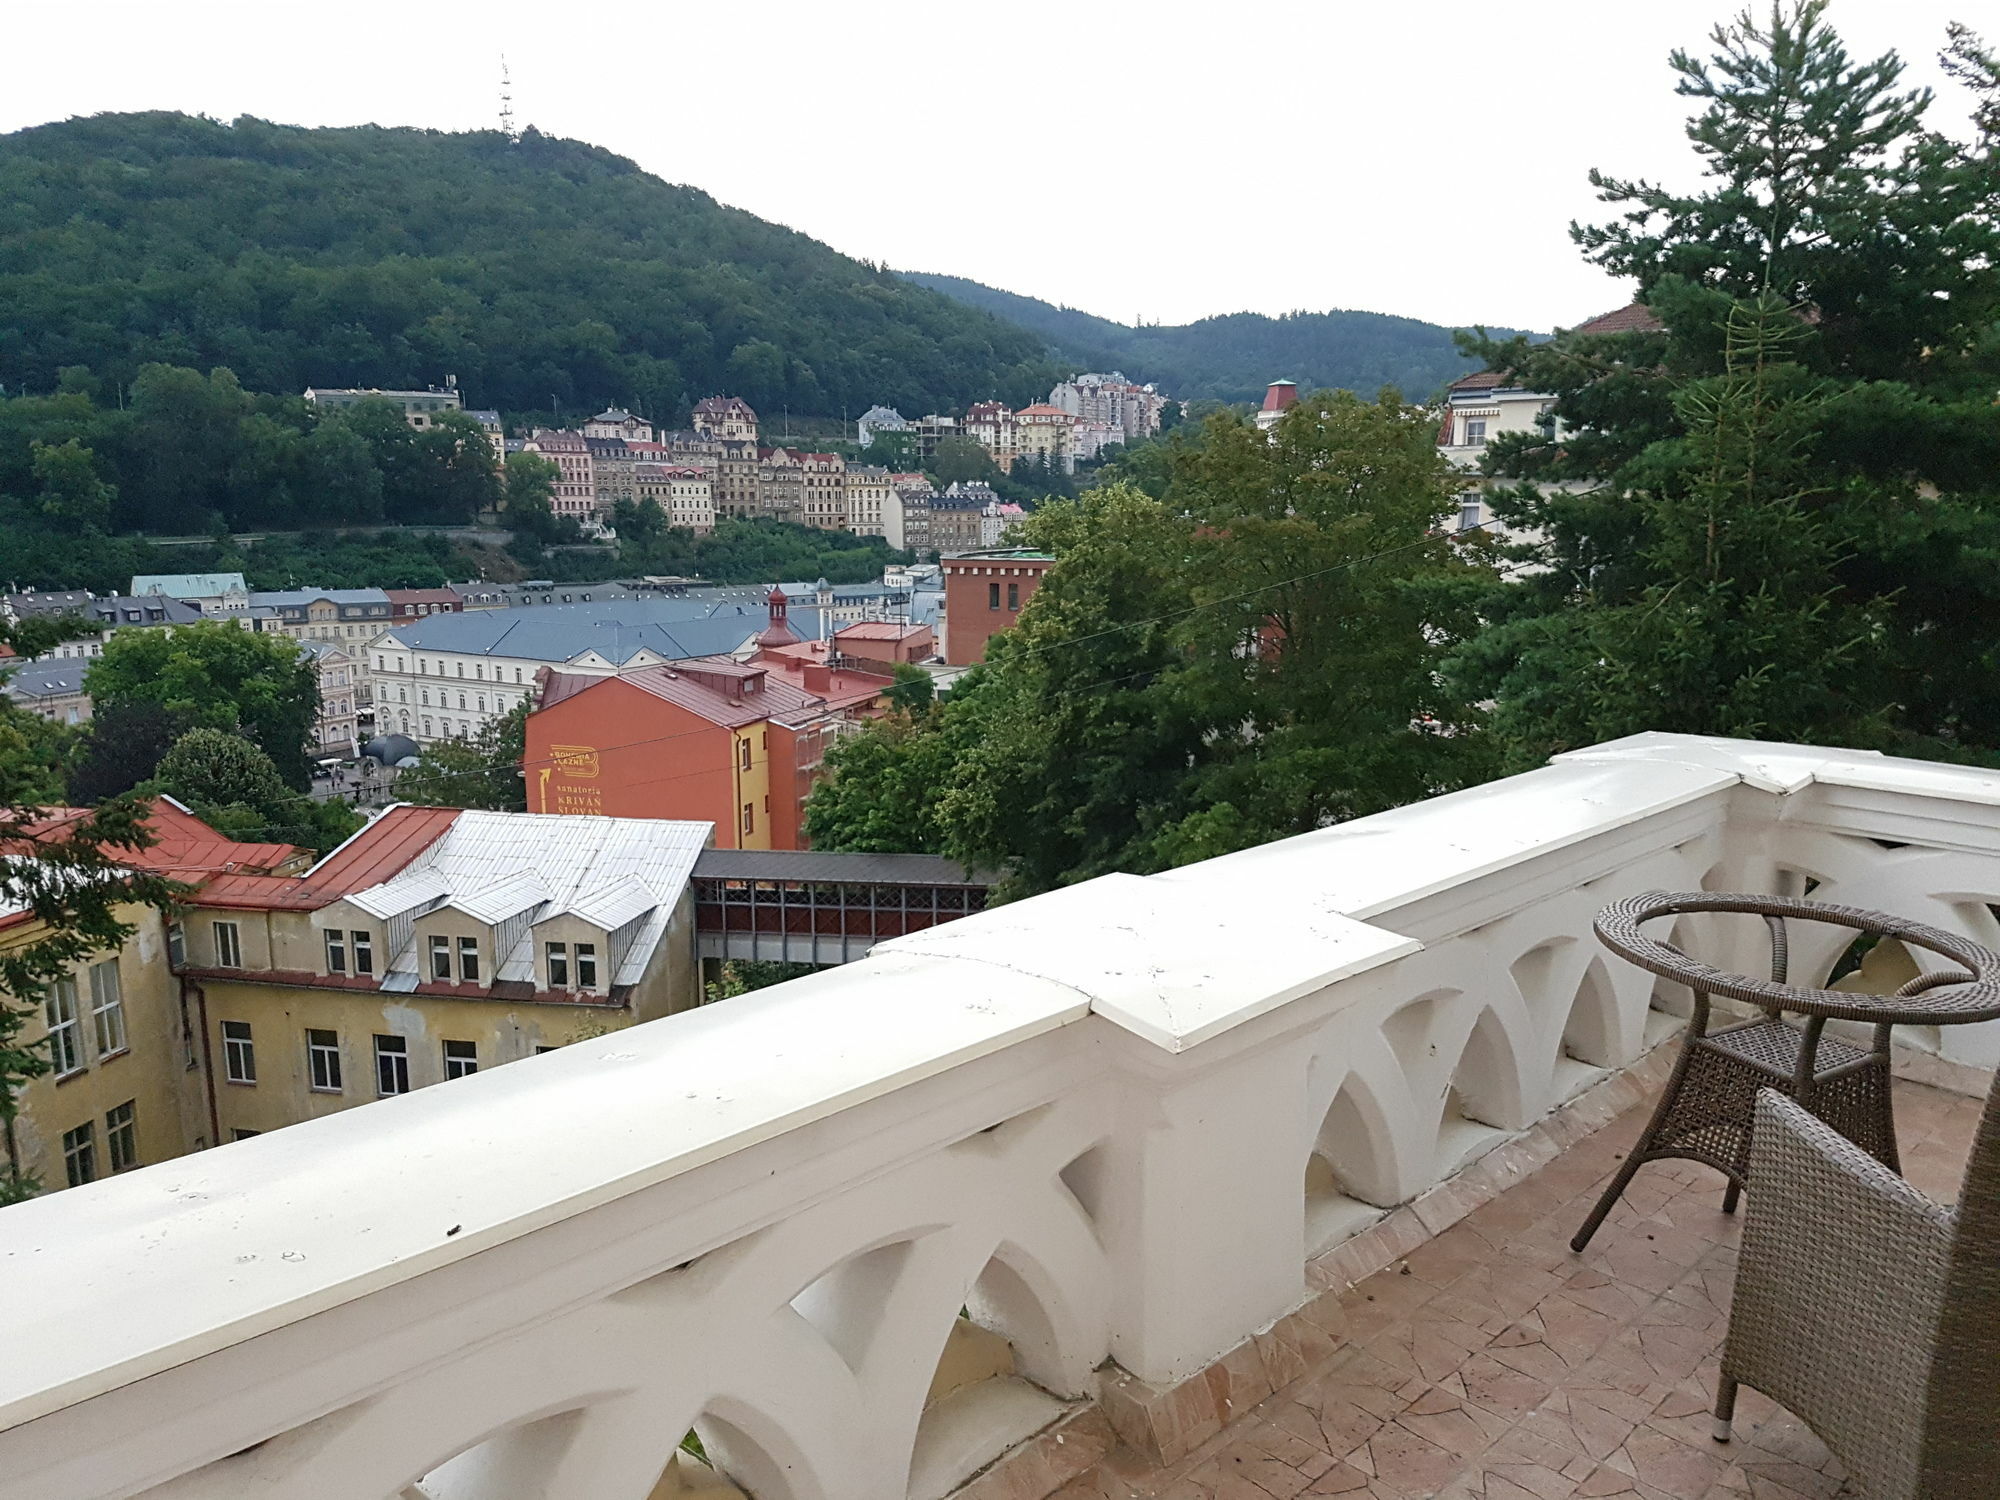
xmin=575 ymin=943 xmax=598 ymax=989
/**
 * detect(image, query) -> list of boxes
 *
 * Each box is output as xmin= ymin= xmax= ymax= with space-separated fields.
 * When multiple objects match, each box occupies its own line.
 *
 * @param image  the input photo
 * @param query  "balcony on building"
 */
xmin=1 ymin=732 xmax=1994 ymax=1499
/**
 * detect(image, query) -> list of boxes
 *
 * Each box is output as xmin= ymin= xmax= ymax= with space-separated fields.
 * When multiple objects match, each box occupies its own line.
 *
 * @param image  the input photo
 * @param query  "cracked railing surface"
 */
xmin=6 ymin=734 xmax=2000 ymax=1500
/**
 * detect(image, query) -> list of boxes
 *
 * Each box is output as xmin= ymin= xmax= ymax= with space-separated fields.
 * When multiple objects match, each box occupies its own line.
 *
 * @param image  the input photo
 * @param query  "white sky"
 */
xmin=3 ymin=0 xmax=1983 ymax=333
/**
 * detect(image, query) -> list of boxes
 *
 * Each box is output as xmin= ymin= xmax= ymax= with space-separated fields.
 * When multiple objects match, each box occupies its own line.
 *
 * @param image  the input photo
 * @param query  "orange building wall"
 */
xmin=941 ymin=560 xmax=1051 ymax=664
xmin=526 ymin=679 xmax=763 ymax=847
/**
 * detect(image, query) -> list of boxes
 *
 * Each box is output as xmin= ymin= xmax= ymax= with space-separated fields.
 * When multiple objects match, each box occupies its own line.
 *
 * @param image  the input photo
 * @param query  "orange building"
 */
xmin=940 ymin=549 xmax=1054 ymax=665
xmin=525 ymin=652 xmax=893 ymax=850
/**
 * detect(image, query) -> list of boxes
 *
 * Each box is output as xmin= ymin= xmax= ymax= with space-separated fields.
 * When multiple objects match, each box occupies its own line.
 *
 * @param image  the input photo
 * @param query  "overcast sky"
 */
xmin=5 ymin=1 xmax=1984 ymax=333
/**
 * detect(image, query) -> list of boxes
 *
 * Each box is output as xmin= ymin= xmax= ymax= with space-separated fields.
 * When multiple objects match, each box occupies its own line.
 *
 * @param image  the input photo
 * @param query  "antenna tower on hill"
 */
xmin=499 ymin=56 xmax=517 ymax=142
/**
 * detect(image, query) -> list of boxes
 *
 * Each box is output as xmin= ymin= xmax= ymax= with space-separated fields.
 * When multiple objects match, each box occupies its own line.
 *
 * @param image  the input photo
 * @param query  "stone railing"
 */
xmin=5 ymin=734 xmax=1999 ymax=1500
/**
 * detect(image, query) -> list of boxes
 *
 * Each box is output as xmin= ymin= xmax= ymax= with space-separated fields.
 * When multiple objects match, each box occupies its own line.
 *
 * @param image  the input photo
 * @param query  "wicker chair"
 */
xmin=1716 ymin=1080 xmax=2000 ymax=1497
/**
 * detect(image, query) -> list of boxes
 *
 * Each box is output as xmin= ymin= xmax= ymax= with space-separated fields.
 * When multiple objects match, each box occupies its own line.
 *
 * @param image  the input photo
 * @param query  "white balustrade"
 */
xmin=6 ymin=733 xmax=2000 ymax=1499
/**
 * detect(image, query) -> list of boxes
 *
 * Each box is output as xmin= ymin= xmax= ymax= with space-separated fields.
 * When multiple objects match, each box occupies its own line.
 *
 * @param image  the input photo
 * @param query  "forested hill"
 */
xmin=900 ymin=271 xmax=1540 ymax=403
xmin=0 ymin=113 xmax=1057 ymax=417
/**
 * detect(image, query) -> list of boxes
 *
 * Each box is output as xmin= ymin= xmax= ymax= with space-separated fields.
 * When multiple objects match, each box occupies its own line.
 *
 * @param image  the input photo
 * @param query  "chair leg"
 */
xmin=1721 ymin=1180 xmax=1741 ymax=1215
xmin=1713 ymin=1373 xmax=1737 ymax=1443
xmin=1571 ymin=1144 xmax=1650 ymax=1252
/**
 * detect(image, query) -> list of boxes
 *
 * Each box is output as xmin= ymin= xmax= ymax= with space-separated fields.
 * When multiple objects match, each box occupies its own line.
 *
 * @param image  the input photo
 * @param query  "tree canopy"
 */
xmin=0 ymin=113 xmax=1059 ymax=419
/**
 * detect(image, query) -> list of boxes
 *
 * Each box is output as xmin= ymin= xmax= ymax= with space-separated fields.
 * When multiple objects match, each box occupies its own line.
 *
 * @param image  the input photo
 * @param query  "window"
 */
xmin=989 ymin=582 xmax=1001 ymax=610
xmin=212 ymin=920 xmax=242 ymax=968
xmin=232 ymin=1128 xmax=261 ymax=1141
xmin=44 ymin=978 xmax=83 ymax=1077
xmin=443 ymin=1040 xmax=478 ymax=1079
xmin=575 ymin=943 xmax=598 ymax=990
xmin=1007 ymin=582 xmax=1020 ymax=611
xmin=374 ymin=1035 xmax=410 ymax=1096
xmin=167 ymin=922 xmax=185 ymax=968
xmin=546 ymin=941 xmax=569 ymax=986
xmin=325 ymin=929 xmax=347 ymax=974
xmin=741 ymin=802 xmax=755 ymax=838
xmin=352 ymin=930 xmax=374 ymax=976
xmin=739 ymin=738 xmax=752 ymax=771
xmin=89 ymin=960 xmax=126 ymax=1057
xmin=457 ymin=693 xmax=467 ymax=710
xmin=62 ymin=1122 xmax=95 ymax=1187
xmin=222 ymin=1020 xmax=256 ymax=1084
xmin=1464 ymin=418 xmax=1487 ymax=446
xmin=307 ymin=1029 xmax=343 ymax=1092
xmin=430 ymin=935 xmax=452 ymax=980
xmin=457 ymin=937 xmax=480 ymax=983
xmin=476 ymin=694 xmax=486 ymax=713
xmin=106 ymin=1100 xmax=137 ymax=1172
xmin=1460 ymin=501 xmax=1484 ymax=531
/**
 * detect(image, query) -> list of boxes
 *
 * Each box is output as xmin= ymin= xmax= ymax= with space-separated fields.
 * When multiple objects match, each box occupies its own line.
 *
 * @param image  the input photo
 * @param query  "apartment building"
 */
xmin=0 ymin=659 xmax=91 ymax=724
xmin=757 ymin=446 xmax=804 ymax=523
xmin=1013 ymin=404 xmax=1077 ymax=474
xmin=799 ymin=451 xmax=847 ymax=529
xmin=4 ymin=591 xmax=202 ymax=660
xmin=928 ymin=482 xmax=999 ymax=554
xmin=303 ymin=384 xmax=463 ymax=431
xmin=131 ymin=572 xmax=250 ymax=615
xmin=582 ymin=406 xmax=656 ymax=443
xmin=175 ymin=804 xmax=711 ymax=1140
xmin=298 ymin=638 xmax=362 ymax=755
xmin=522 ymin=430 xmax=596 ymax=521
xmin=843 ymin=465 xmax=892 ymax=537
xmin=886 ymin=474 xmax=935 ymax=555
xmin=368 ymin=595 xmax=829 ymax=744
xmin=246 ymin=588 xmax=394 ymax=646
xmin=0 ymin=801 xmax=310 ymax=1192
xmin=692 ymin=397 xmax=762 ymax=520
xmin=634 ymin=464 xmax=717 ymax=534
xmin=526 ymin=651 xmax=891 ymax=850
xmin=1048 ymin=371 xmax=1168 ymax=444
xmin=963 ymin=402 xmax=1017 ymax=472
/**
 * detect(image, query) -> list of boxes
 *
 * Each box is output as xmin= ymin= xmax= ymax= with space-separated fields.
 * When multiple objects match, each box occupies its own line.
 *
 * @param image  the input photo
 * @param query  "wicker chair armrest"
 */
xmin=1725 ymin=1090 xmax=1955 ymax=1499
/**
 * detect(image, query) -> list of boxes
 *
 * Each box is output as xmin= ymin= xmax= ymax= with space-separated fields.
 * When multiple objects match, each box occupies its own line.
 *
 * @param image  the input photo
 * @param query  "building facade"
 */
xmin=303 ymin=385 xmax=463 ymax=430
xmin=526 ymin=652 xmax=890 ymax=851
xmin=0 ymin=659 xmax=91 ymax=724
xmin=131 ymin=573 xmax=250 ymax=615
xmin=799 ymin=452 xmax=848 ymax=529
xmin=522 ymin=431 xmax=596 ymax=521
xmin=928 ymin=482 xmax=999 ymax=554
xmin=940 ymin=549 xmax=1054 ymax=665
xmin=1013 ymin=404 xmax=1078 ymax=474
xmin=885 ymin=475 xmax=935 ymax=555
xmin=634 ymin=465 xmax=717 ymax=534
xmin=843 ymin=465 xmax=892 ymax=538
xmin=5 ymin=592 xmax=203 ymax=660
xmin=298 ymin=638 xmax=362 ymax=755
xmin=1049 ymin=371 xmax=1168 ymax=444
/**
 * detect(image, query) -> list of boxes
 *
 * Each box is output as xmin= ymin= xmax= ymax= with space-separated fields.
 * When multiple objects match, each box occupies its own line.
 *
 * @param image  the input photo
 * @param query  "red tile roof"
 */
xmin=1572 ymin=302 xmax=1663 ymax=336
xmin=1262 ymin=381 xmax=1300 ymax=412
xmin=303 ymin=804 xmax=463 ymax=893
xmin=543 ymin=656 xmax=888 ymax=731
xmin=1447 ymin=370 xmax=1508 ymax=392
xmin=1015 ymin=404 xmax=1072 ymax=418
xmin=837 ymin=621 xmax=929 ymax=641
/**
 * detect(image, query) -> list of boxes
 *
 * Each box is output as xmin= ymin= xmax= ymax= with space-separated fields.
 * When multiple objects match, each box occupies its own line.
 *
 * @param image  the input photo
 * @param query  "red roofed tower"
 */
xmin=756 ymin=584 xmax=801 ymax=648
xmin=1255 ymin=379 xmax=1300 ymax=435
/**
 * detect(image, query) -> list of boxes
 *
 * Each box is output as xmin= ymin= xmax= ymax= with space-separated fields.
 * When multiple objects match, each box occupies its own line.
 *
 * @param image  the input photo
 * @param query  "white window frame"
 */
xmin=429 ymin=935 xmax=451 ymax=980
xmin=213 ymin=920 xmax=242 ymax=969
xmin=352 ymin=929 xmax=374 ymax=976
xmin=89 ymin=959 xmax=127 ymax=1058
xmin=442 ymin=1039 xmax=478 ymax=1080
xmin=374 ymin=1034 xmax=410 ymax=1097
xmin=575 ymin=943 xmax=598 ymax=990
xmin=222 ymin=1020 xmax=256 ymax=1084
xmin=325 ymin=929 xmax=347 ymax=975
xmin=307 ymin=1029 xmax=343 ymax=1093
xmin=457 ymin=937 xmax=480 ymax=983
xmin=546 ymin=941 xmax=568 ymax=987
xmin=45 ymin=977 xmax=84 ymax=1077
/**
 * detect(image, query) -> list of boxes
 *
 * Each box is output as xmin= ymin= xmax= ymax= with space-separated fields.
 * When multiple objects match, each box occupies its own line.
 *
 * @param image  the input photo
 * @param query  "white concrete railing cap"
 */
xmin=1148 ymin=755 xmax=1738 ymax=923
xmin=0 ymin=949 xmax=1087 ymax=1432
xmin=878 ymin=872 xmax=1420 ymax=1053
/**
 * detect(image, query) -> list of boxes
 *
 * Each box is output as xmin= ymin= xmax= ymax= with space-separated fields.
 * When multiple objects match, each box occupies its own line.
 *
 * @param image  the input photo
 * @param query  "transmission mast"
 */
xmin=499 ymin=56 xmax=517 ymax=142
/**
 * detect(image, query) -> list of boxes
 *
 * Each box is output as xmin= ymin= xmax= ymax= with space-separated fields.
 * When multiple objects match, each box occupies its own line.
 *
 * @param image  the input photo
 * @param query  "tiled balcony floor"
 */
xmin=1059 ymin=1079 xmax=1983 ymax=1500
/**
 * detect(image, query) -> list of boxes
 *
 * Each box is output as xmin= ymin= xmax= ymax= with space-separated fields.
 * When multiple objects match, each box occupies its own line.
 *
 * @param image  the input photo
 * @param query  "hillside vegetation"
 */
xmin=0 ymin=113 xmax=1058 ymax=417
xmin=901 ymin=271 xmax=1538 ymax=403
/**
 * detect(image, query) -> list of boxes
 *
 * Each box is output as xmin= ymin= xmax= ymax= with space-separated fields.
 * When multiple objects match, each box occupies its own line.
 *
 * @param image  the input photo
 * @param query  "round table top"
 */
xmin=1594 ymin=890 xmax=2000 ymax=1027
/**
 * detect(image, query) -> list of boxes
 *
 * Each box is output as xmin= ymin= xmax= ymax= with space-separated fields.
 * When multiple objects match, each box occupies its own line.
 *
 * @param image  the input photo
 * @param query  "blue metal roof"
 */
xmin=379 ymin=597 xmax=830 ymax=665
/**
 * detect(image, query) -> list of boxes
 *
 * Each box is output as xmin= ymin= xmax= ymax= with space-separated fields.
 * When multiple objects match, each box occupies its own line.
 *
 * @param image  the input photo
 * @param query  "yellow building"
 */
xmin=174 ymin=804 xmax=711 ymax=1137
xmin=4 ymin=799 xmax=712 ymax=1191
xmin=0 ymin=800 xmax=310 ymax=1193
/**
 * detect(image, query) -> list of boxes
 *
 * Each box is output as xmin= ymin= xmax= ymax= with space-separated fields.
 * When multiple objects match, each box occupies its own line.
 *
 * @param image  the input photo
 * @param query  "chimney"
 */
xmin=804 ymin=665 xmax=832 ymax=694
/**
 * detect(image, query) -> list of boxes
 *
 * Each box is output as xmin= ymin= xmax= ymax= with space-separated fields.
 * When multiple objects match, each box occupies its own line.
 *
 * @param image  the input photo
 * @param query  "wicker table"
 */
xmin=1570 ymin=890 xmax=2000 ymax=1253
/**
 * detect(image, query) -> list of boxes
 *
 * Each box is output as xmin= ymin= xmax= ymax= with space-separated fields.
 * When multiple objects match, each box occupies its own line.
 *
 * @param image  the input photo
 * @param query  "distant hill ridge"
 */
xmin=0 ymin=112 xmax=1058 ymax=419
xmin=899 ymin=271 xmax=1540 ymax=405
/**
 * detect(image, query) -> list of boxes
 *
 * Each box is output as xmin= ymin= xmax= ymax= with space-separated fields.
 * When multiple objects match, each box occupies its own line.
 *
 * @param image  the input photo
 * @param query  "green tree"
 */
xmin=29 ymin=438 xmax=114 ymax=531
xmin=884 ymin=661 xmax=935 ymax=713
xmin=393 ymin=701 xmax=529 ymax=811
xmin=0 ymin=613 xmax=181 ymax=1203
xmin=928 ymin=436 xmax=1004 ymax=486
xmin=503 ymin=450 xmax=561 ymax=514
xmin=150 ymin=727 xmax=361 ymax=854
xmin=1458 ymin=4 xmax=2000 ymax=764
xmin=67 ymin=699 xmax=184 ymax=804
xmin=86 ymin=623 xmax=321 ymax=788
